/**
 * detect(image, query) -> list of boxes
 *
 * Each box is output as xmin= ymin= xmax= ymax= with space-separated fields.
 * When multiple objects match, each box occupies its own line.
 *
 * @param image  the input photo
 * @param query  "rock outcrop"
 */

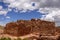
xmin=4 ymin=19 xmax=56 ymax=36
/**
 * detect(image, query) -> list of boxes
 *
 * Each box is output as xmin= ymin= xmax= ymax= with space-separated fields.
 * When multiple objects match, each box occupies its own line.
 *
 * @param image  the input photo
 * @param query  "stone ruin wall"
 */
xmin=4 ymin=19 xmax=56 ymax=36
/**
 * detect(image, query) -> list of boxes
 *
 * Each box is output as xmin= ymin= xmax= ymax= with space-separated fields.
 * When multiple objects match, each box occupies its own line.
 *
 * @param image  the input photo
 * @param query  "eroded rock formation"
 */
xmin=4 ymin=19 xmax=56 ymax=36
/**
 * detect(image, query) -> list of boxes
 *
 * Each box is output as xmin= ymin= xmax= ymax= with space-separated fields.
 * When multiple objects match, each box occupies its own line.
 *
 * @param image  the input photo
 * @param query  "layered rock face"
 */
xmin=4 ymin=19 xmax=55 ymax=36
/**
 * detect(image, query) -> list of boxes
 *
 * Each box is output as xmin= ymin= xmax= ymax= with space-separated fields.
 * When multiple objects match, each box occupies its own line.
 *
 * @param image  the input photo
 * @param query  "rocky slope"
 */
xmin=4 ymin=19 xmax=56 ymax=36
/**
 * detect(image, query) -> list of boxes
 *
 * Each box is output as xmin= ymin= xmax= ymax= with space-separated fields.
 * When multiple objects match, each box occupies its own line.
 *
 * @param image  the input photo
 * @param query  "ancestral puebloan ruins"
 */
xmin=4 ymin=19 xmax=60 ymax=36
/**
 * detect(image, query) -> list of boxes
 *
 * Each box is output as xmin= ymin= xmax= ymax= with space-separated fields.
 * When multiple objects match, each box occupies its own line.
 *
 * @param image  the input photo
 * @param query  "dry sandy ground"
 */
xmin=0 ymin=29 xmax=39 ymax=40
xmin=0 ymin=33 xmax=59 ymax=40
xmin=0 ymin=29 xmax=59 ymax=40
xmin=0 ymin=33 xmax=39 ymax=39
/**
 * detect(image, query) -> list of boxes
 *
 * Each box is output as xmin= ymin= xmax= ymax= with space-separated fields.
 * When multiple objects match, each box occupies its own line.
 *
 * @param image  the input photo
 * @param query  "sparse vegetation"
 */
xmin=0 ymin=37 xmax=29 ymax=40
xmin=0 ymin=37 xmax=11 ymax=40
xmin=23 ymin=38 xmax=29 ymax=40
xmin=0 ymin=25 xmax=4 ymax=29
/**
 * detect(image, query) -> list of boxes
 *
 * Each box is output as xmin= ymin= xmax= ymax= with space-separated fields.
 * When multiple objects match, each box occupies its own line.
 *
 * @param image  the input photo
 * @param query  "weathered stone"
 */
xmin=4 ymin=19 xmax=55 ymax=36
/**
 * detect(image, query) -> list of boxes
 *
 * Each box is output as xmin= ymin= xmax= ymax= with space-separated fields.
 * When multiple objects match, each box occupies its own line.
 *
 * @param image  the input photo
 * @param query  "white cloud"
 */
xmin=6 ymin=16 xmax=10 ymax=19
xmin=0 ymin=10 xmax=8 ymax=15
xmin=2 ymin=0 xmax=60 ymax=26
xmin=3 ymin=0 xmax=39 ymax=12
xmin=3 ymin=0 xmax=60 ymax=12
xmin=0 ymin=6 xmax=8 ymax=15
xmin=0 ymin=0 xmax=2 ymax=2
xmin=3 ymin=0 xmax=60 ymax=11
xmin=0 ymin=6 xmax=3 ymax=10
xmin=39 ymin=8 xmax=60 ymax=26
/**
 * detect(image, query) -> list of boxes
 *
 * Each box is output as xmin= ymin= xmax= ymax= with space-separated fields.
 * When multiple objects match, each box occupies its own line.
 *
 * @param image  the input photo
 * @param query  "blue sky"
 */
xmin=0 ymin=0 xmax=60 ymax=26
xmin=0 ymin=1 xmax=44 ymax=26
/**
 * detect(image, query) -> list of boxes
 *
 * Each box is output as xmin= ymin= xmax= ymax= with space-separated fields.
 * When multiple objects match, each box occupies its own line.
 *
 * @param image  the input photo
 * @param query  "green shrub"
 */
xmin=23 ymin=38 xmax=28 ymax=40
xmin=0 ymin=37 xmax=11 ymax=40
xmin=17 ymin=38 xmax=21 ymax=40
xmin=0 ymin=37 xmax=6 ymax=40
xmin=7 ymin=37 xmax=11 ymax=40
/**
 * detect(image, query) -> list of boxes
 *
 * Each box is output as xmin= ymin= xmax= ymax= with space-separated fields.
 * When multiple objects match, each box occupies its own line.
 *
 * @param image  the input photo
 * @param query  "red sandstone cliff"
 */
xmin=4 ymin=19 xmax=56 ymax=36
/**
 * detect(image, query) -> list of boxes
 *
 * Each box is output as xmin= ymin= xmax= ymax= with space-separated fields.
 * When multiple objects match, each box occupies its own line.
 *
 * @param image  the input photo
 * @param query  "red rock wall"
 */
xmin=4 ymin=19 xmax=55 ymax=36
